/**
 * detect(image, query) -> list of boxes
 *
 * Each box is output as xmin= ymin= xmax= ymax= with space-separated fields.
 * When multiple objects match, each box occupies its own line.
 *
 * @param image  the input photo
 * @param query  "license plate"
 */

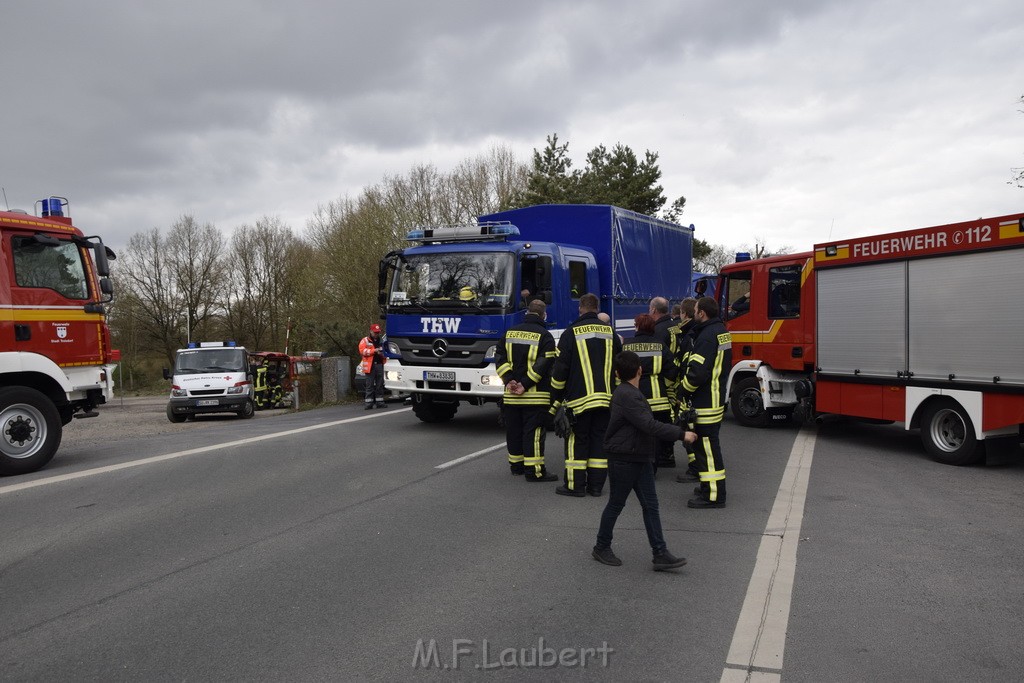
xmin=424 ymin=371 xmax=455 ymax=382
xmin=197 ymin=399 xmax=219 ymax=406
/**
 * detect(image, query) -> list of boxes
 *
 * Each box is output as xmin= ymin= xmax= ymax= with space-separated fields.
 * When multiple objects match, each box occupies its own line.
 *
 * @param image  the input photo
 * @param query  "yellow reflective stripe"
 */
xmin=551 ymin=378 xmax=566 ymax=390
xmin=566 ymin=460 xmax=587 ymax=469
xmin=688 ymin=353 xmax=706 ymax=365
xmin=576 ymin=335 xmax=595 ymax=397
xmin=496 ymin=362 xmax=513 ymax=376
xmin=0 ymin=308 xmax=105 ymax=322
xmin=648 ymin=397 xmax=672 ymax=411
xmin=682 ymin=378 xmax=698 ymax=393
xmin=508 ymin=454 xmax=524 ymax=464
xmin=699 ymin=469 xmax=726 ymax=481
xmin=587 ymin=458 xmax=608 ymax=469
xmin=566 ymin=394 xmax=612 ymax=411
xmin=545 ymin=351 xmax=557 ymax=358
xmin=710 ymin=348 xmax=725 ymax=409
xmin=504 ymin=395 xmax=552 ymax=406
xmin=700 ymin=437 xmax=715 ymax=472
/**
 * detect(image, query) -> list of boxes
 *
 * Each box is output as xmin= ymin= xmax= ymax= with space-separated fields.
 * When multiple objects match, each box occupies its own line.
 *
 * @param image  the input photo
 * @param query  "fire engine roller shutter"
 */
xmin=909 ymin=249 xmax=1024 ymax=386
xmin=817 ymin=261 xmax=907 ymax=377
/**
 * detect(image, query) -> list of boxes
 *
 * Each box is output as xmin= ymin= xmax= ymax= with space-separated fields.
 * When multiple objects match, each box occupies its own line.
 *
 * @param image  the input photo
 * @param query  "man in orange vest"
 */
xmin=359 ymin=323 xmax=387 ymax=409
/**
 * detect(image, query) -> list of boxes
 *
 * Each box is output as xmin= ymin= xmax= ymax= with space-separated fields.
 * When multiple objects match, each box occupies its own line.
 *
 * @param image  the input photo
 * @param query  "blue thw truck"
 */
xmin=378 ymin=204 xmax=694 ymax=422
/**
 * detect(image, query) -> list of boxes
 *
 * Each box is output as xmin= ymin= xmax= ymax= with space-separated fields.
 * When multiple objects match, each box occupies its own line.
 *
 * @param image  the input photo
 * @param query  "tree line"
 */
xmin=109 ymin=135 xmax=780 ymax=390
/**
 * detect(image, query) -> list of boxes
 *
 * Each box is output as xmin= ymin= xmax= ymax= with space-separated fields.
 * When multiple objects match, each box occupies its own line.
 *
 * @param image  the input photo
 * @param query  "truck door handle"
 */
xmin=791 ymin=346 xmax=803 ymax=358
xmin=15 ymin=324 xmax=30 ymax=341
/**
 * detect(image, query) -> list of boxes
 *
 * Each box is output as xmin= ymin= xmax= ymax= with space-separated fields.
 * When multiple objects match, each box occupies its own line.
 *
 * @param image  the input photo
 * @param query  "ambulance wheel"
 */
xmin=166 ymin=405 xmax=188 ymax=423
xmin=731 ymin=377 xmax=767 ymax=427
xmin=237 ymin=399 xmax=255 ymax=419
xmin=0 ymin=387 xmax=63 ymax=475
xmin=920 ymin=399 xmax=981 ymax=466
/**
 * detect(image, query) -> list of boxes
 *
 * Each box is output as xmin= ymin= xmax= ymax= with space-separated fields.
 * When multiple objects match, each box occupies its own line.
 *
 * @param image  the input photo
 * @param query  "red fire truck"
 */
xmin=0 ymin=196 xmax=116 ymax=475
xmin=716 ymin=212 xmax=1024 ymax=465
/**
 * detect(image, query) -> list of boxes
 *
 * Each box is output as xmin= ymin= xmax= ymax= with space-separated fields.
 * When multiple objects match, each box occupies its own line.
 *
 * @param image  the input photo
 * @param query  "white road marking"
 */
xmin=720 ymin=427 xmax=816 ymax=683
xmin=435 ymin=442 xmax=506 ymax=469
xmin=0 ymin=409 xmax=411 ymax=496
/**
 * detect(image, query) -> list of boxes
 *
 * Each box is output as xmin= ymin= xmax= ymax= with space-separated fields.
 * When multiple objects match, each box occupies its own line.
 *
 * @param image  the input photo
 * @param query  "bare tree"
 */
xmin=166 ymin=215 xmax=225 ymax=342
xmin=223 ymin=216 xmax=296 ymax=351
xmin=116 ymin=227 xmax=185 ymax=364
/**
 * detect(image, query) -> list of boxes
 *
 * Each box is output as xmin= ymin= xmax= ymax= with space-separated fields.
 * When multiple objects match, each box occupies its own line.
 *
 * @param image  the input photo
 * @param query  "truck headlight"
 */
xmin=386 ymin=342 xmax=400 ymax=356
xmin=386 ymin=370 xmax=401 ymax=381
xmin=171 ymin=386 xmax=187 ymax=398
xmin=480 ymin=375 xmax=503 ymax=386
xmin=226 ymin=381 xmax=250 ymax=395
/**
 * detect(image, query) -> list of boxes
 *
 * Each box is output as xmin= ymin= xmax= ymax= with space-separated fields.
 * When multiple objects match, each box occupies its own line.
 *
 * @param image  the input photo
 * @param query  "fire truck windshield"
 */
xmin=388 ymin=252 xmax=514 ymax=312
xmin=11 ymin=236 xmax=90 ymax=300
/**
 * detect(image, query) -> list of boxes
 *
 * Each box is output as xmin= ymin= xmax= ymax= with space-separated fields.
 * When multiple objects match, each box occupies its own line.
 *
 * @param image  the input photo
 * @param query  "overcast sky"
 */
xmin=2 ymin=0 xmax=1022 ymax=253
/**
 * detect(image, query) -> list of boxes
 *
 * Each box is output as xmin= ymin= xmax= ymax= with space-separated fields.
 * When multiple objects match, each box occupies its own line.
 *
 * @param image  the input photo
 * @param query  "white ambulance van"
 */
xmin=163 ymin=341 xmax=255 ymax=422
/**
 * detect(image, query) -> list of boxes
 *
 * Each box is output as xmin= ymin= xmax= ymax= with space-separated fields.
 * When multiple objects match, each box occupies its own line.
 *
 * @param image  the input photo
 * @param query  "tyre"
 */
xmin=411 ymin=394 xmax=458 ymax=423
xmin=920 ymin=398 xmax=982 ymax=466
xmin=237 ymin=399 xmax=255 ymax=419
xmin=731 ymin=377 xmax=767 ymax=427
xmin=0 ymin=387 xmax=63 ymax=475
xmin=166 ymin=404 xmax=188 ymax=423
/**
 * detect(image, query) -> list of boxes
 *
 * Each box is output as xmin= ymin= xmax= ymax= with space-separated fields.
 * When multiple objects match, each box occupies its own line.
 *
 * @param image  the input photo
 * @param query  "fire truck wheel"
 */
xmin=166 ymin=405 xmax=188 ymax=423
xmin=237 ymin=399 xmax=255 ymax=419
xmin=0 ymin=387 xmax=63 ymax=475
xmin=411 ymin=394 xmax=458 ymax=423
xmin=920 ymin=399 xmax=982 ymax=466
xmin=731 ymin=377 xmax=767 ymax=427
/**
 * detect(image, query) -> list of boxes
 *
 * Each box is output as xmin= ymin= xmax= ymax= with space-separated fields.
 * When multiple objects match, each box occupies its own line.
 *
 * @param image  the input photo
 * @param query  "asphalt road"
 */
xmin=1 ymin=402 xmax=1022 ymax=681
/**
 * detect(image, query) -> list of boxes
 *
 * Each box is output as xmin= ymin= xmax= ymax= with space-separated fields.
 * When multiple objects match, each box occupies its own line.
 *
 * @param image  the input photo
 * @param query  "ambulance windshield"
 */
xmin=174 ymin=348 xmax=248 ymax=374
xmin=388 ymin=252 xmax=514 ymax=312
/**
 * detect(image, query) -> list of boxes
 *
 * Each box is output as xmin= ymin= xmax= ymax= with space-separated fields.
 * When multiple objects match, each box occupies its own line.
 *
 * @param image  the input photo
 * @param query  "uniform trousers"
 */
xmin=693 ymin=420 xmax=727 ymax=502
xmin=503 ymin=404 xmax=548 ymax=477
xmin=563 ymin=408 xmax=609 ymax=493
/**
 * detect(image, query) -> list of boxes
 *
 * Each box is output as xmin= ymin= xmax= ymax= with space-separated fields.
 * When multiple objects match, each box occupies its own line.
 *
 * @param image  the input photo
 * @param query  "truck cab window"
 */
xmin=568 ymin=261 xmax=587 ymax=299
xmin=11 ymin=236 xmax=89 ymax=300
xmin=724 ymin=271 xmax=751 ymax=319
xmin=768 ymin=265 xmax=801 ymax=319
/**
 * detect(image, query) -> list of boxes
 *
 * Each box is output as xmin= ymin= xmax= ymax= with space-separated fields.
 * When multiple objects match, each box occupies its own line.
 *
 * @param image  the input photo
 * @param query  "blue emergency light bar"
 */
xmin=405 ymin=222 xmax=520 ymax=242
xmin=37 ymin=196 xmax=67 ymax=218
xmin=187 ymin=341 xmax=237 ymax=348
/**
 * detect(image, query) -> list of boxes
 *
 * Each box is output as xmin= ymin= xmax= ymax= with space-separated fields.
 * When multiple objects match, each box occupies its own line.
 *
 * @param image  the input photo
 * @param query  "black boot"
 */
xmin=592 ymin=546 xmax=622 ymax=566
xmin=687 ymin=497 xmax=726 ymax=509
xmin=652 ymin=550 xmax=687 ymax=571
xmin=555 ymin=485 xmax=585 ymax=498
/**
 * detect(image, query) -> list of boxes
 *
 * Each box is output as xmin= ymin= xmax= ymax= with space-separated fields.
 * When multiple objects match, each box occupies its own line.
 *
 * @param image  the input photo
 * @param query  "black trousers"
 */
xmin=503 ymin=404 xmax=548 ymax=477
xmin=563 ymin=408 xmax=609 ymax=492
xmin=693 ymin=421 xmax=726 ymax=502
xmin=596 ymin=460 xmax=667 ymax=554
xmin=653 ymin=409 xmax=675 ymax=465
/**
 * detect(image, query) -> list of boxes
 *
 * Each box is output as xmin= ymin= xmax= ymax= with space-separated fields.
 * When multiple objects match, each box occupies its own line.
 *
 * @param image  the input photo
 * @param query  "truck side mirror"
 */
xmin=93 ymin=243 xmax=110 ymax=277
xmin=162 ymin=368 xmax=171 ymax=380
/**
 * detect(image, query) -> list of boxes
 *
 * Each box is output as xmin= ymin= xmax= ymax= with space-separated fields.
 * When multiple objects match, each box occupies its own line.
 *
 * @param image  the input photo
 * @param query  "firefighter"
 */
xmin=649 ymin=297 xmax=680 ymax=468
xmin=494 ymin=299 xmax=558 ymax=482
xmin=621 ymin=314 xmax=677 ymax=475
xmin=674 ymin=297 xmax=702 ymax=484
xmin=358 ymin=323 xmax=387 ymax=409
xmin=679 ymin=296 xmax=732 ymax=508
xmin=550 ymin=293 xmax=622 ymax=497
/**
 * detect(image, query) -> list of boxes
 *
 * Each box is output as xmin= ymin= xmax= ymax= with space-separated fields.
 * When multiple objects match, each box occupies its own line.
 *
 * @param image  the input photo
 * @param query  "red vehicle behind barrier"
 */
xmin=0 ymin=196 xmax=115 ymax=474
xmin=248 ymin=351 xmax=321 ymax=408
xmin=716 ymin=212 xmax=1024 ymax=465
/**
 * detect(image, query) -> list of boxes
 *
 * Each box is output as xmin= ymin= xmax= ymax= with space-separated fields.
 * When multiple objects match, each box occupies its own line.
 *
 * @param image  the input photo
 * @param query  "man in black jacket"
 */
xmin=649 ymin=297 xmax=680 ymax=468
xmin=550 ymin=293 xmax=622 ymax=497
xmin=494 ymin=299 xmax=558 ymax=482
xmin=592 ymin=351 xmax=694 ymax=570
xmin=679 ymin=297 xmax=732 ymax=508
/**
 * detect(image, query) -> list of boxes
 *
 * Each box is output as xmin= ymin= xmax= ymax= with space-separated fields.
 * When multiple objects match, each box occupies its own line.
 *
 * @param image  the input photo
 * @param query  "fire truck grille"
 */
xmin=392 ymin=336 xmax=498 ymax=368
xmin=190 ymin=389 xmax=224 ymax=396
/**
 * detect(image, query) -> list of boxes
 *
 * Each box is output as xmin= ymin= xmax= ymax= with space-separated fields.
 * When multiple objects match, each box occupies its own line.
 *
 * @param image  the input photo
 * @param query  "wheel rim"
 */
xmin=929 ymin=408 xmax=966 ymax=453
xmin=1 ymin=402 xmax=48 ymax=459
xmin=738 ymin=388 xmax=763 ymax=419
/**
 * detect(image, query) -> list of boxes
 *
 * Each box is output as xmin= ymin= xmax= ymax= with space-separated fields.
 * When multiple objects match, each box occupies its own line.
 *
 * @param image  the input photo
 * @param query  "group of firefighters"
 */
xmin=494 ymin=293 xmax=732 ymax=509
xmin=357 ymin=294 xmax=731 ymax=509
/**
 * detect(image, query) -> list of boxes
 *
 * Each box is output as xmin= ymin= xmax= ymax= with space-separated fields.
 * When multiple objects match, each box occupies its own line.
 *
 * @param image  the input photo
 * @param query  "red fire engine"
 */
xmin=716 ymin=212 xmax=1024 ymax=465
xmin=0 ymin=196 xmax=116 ymax=475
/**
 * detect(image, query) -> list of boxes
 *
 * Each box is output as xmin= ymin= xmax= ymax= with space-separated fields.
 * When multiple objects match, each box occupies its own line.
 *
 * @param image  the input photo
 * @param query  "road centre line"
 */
xmin=435 ymin=442 xmax=506 ymax=469
xmin=0 ymin=408 xmax=411 ymax=497
xmin=720 ymin=427 xmax=816 ymax=683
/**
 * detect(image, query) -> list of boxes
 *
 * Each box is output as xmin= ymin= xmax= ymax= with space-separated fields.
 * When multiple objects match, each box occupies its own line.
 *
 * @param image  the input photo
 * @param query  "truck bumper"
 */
xmin=383 ymin=360 xmax=505 ymax=400
xmin=168 ymin=395 xmax=250 ymax=415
